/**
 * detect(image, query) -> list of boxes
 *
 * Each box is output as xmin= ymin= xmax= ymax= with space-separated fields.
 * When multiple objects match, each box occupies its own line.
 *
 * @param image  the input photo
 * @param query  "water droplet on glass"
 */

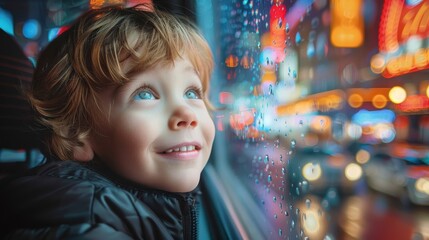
xmin=274 ymin=214 xmax=277 ymax=219
xmin=286 ymin=38 xmax=291 ymax=46
xmin=278 ymin=18 xmax=283 ymax=28
xmin=285 ymin=23 xmax=290 ymax=33
xmin=302 ymin=180 xmax=309 ymax=192
xmin=291 ymin=139 xmax=296 ymax=148
xmin=299 ymin=119 xmax=303 ymax=126
xmin=306 ymin=4 xmax=312 ymax=14
xmin=291 ymin=220 xmax=295 ymax=228
xmin=324 ymin=234 xmax=334 ymax=240
xmin=295 ymin=32 xmax=302 ymax=45
xmin=282 ymin=167 xmax=286 ymax=175
xmin=264 ymin=155 xmax=269 ymax=164
xmin=268 ymin=175 xmax=272 ymax=182
xmin=273 ymin=196 xmax=277 ymax=202
xmin=255 ymin=179 xmax=259 ymax=184
xmin=295 ymin=187 xmax=300 ymax=195
xmin=279 ymin=228 xmax=283 ymax=236
xmin=295 ymin=208 xmax=300 ymax=216
xmin=307 ymin=42 xmax=315 ymax=58
xmin=305 ymin=199 xmax=311 ymax=208
xmin=269 ymin=84 xmax=274 ymax=95
xmin=285 ymin=210 xmax=289 ymax=216
xmin=311 ymin=18 xmax=319 ymax=29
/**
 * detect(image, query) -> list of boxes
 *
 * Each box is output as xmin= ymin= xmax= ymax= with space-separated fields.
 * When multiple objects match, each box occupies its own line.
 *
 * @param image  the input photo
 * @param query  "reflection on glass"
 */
xmin=204 ymin=0 xmax=429 ymax=238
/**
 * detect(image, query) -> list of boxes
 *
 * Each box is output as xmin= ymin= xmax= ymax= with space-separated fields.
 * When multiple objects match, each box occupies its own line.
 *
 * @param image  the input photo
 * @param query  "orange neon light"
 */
xmin=240 ymin=55 xmax=254 ymax=69
xmin=330 ymin=0 xmax=364 ymax=48
xmin=90 ymin=0 xmax=124 ymax=8
xmin=276 ymin=90 xmax=345 ymax=115
xmin=229 ymin=109 xmax=256 ymax=130
xmin=225 ymin=54 xmax=239 ymax=68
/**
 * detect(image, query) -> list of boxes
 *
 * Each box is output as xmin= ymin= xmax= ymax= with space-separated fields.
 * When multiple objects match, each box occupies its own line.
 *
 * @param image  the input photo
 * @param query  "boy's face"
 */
xmin=90 ymin=58 xmax=215 ymax=192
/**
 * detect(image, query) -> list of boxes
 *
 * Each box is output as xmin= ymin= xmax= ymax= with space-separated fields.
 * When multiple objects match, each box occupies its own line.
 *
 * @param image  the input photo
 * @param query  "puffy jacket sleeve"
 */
xmin=0 ymin=174 xmax=175 ymax=240
xmin=3 ymin=223 xmax=135 ymax=240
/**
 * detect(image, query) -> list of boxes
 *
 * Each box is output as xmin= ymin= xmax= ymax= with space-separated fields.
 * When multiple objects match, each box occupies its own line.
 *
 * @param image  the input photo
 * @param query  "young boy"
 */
xmin=0 ymin=4 xmax=215 ymax=239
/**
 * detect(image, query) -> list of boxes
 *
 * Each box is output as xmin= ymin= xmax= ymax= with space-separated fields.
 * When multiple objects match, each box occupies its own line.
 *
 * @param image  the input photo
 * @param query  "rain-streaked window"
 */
xmin=199 ymin=0 xmax=429 ymax=239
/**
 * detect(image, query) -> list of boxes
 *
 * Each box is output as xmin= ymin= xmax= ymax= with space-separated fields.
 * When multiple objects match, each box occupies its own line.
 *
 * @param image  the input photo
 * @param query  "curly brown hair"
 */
xmin=28 ymin=4 xmax=214 ymax=160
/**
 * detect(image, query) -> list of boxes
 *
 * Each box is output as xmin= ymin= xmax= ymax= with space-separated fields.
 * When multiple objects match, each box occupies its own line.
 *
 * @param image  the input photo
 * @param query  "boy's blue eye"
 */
xmin=185 ymin=89 xmax=201 ymax=99
xmin=134 ymin=90 xmax=155 ymax=100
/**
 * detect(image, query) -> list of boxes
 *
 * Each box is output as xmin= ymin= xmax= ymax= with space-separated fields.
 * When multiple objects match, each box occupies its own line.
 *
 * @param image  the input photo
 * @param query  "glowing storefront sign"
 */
xmin=351 ymin=109 xmax=396 ymax=125
xmin=395 ymin=95 xmax=429 ymax=112
xmin=276 ymin=89 xmax=344 ymax=115
xmin=377 ymin=0 xmax=429 ymax=77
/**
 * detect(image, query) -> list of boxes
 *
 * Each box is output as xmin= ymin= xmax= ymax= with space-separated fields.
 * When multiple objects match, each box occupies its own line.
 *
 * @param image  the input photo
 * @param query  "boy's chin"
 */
xmin=162 ymin=176 xmax=201 ymax=193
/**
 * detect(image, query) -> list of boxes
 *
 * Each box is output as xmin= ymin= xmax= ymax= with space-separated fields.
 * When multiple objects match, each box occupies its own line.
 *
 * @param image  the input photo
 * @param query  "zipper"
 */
xmin=185 ymin=193 xmax=198 ymax=240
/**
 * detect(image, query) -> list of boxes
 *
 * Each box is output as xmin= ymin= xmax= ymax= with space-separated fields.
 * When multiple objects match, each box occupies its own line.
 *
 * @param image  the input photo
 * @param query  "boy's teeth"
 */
xmin=165 ymin=146 xmax=197 ymax=153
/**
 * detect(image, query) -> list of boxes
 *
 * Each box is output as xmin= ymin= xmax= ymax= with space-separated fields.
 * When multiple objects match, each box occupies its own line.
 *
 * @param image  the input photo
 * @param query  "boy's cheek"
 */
xmin=206 ymin=118 xmax=216 ymax=147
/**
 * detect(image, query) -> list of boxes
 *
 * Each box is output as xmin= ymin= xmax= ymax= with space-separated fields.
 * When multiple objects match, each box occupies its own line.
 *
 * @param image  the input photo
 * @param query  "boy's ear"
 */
xmin=72 ymin=138 xmax=94 ymax=162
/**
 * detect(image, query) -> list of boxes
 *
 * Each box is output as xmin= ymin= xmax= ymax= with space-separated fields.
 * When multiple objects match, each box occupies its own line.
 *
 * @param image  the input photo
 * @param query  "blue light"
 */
xmin=23 ymin=19 xmax=40 ymax=39
xmin=0 ymin=8 xmax=13 ymax=35
xmin=259 ymin=47 xmax=275 ymax=68
xmin=295 ymin=32 xmax=302 ymax=45
xmin=406 ymin=0 xmax=422 ymax=6
xmin=48 ymin=28 xmax=60 ymax=41
xmin=306 ymin=42 xmax=315 ymax=58
xmin=351 ymin=109 xmax=396 ymax=126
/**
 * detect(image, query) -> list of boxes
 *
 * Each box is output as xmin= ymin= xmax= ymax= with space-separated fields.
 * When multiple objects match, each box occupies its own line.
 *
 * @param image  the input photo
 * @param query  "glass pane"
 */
xmin=201 ymin=0 xmax=429 ymax=239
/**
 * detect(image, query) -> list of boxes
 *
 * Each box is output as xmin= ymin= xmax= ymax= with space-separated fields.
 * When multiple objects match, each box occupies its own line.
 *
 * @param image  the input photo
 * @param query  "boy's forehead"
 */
xmin=122 ymin=56 xmax=199 ymax=77
xmin=114 ymin=58 xmax=201 ymax=91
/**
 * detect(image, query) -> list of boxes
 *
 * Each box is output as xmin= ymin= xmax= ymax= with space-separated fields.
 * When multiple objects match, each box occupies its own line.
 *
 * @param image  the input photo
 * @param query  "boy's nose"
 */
xmin=168 ymin=105 xmax=198 ymax=130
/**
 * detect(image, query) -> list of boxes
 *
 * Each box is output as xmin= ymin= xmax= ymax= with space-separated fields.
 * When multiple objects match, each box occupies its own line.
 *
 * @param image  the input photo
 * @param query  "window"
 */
xmin=197 ymin=0 xmax=429 ymax=239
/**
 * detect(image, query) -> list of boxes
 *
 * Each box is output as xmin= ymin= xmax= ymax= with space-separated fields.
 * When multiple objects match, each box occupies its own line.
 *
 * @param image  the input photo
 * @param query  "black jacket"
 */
xmin=0 ymin=159 xmax=200 ymax=239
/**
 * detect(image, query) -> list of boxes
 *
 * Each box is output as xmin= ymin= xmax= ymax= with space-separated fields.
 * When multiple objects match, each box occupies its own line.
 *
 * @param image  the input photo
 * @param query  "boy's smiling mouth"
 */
xmin=160 ymin=142 xmax=202 ymax=154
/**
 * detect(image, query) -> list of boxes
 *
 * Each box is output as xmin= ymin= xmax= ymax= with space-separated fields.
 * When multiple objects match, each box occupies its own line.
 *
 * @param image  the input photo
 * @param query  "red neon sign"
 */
xmin=378 ymin=0 xmax=429 ymax=77
xmin=395 ymin=95 xmax=429 ymax=112
xmin=379 ymin=0 xmax=429 ymax=52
